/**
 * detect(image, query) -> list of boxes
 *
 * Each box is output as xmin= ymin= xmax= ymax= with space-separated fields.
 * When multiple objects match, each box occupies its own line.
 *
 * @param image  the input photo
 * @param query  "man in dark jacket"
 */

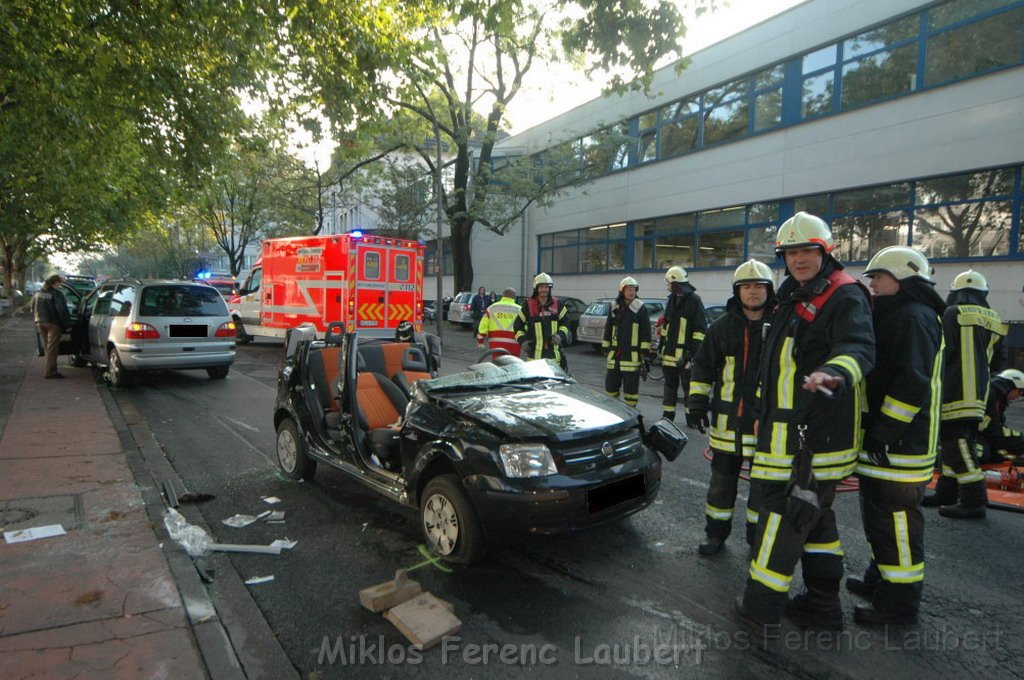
xmin=924 ymin=270 xmax=1008 ymax=519
xmin=32 ymin=274 xmax=72 ymax=379
xmin=602 ymin=277 xmax=651 ymax=407
xmin=848 ymin=246 xmax=945 ymax=626
xmin=977 ymin=369 xmax=1024 ymax=465
xmin=514 ymin=273 xmax=569 ymax=371
xmin=689 ymin=259 xmax=775 ymax=556
xmin=736 ymin=212 xmax=875 ymax=633
xmin=659 ymin=266 xmax=707 ymax=422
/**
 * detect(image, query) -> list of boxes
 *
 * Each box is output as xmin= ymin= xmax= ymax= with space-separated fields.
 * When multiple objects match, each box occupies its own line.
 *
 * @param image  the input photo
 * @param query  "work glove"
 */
xmin=521 ymin=340 xmax=534 ymax=356
xmin=863 ymin=436 xmax=890 ymax=467
xmin=685 ymin=406 xmax=709 ymax=434
xmin=551 ymin=333 xmax=562 ymax=347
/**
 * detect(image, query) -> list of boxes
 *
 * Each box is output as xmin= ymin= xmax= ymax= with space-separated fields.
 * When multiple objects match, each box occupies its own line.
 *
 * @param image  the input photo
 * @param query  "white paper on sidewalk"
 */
xmin=262 ymin=496 xmax=281 ymax=505
xmin=4 ymin=524 xmax=67 ymax=544
xmin=244 ymin=575 xmax=275 ymax=585
xmin=269 ymin=539 xmax=297 ymax=550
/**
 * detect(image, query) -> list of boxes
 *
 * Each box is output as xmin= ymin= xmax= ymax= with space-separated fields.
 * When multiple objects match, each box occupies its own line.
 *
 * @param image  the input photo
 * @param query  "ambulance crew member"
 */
xmin=602 ymin=277 xmax=651 ymax=408
xmin=514 ymin=273 xmax=570 ymax=371
xmin=849 ymin=246 xmax=944 ymax=626
xmin=659 ymin=266 xmax=707 ymax=422
xmin=736 ymin=212 xmax=874 ymax=632
xmin=476 ymin=288 xmax=522 ymax=358
xmin=688 ymin=259 xmax=775 ymax=556
xmin=924 ymin=270 xmax=1007 ymax=519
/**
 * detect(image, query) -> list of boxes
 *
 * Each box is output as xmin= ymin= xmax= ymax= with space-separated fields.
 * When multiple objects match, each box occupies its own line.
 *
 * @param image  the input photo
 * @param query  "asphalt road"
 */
xmin=106 ymin=325 xmax=1024 ymax=679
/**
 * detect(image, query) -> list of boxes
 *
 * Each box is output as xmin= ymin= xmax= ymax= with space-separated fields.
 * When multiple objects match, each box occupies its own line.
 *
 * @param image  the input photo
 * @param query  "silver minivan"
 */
xmin=78 ymin=280 xmax=236 ymax=386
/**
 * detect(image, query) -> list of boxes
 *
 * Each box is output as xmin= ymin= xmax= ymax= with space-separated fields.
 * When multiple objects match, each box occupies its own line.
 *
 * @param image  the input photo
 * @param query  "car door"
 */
xmin=89 ymin=285 xmax=116 ymax=363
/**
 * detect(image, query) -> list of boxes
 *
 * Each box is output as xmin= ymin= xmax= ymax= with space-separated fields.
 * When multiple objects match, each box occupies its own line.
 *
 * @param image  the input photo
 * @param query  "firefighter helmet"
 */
xmin=533 ymin=272 xmax=554 ymax=287
xmin=732 ymin=259 xmax=773 ymax=287
xmin=862 ymin=246 xmax=933 ymax=282
xmin=950 ymin=269 xmax=988 ymax=292
xmin=997 ymin=369 xmax=1024 ymax=390
xmin=618 ymin=276 xmax=639 ymax=292
xmin=775 ymin=212 xmax=835 ymax=253
xmin=664 ymin=266 xmax=689 ymax=283
xmin=395 ymin=321 xmax=414 ymax=343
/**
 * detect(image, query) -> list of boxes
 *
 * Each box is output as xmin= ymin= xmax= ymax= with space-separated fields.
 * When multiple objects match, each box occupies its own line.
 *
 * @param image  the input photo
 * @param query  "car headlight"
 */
xmin=498 ymin=443 xmax=558 ymax=478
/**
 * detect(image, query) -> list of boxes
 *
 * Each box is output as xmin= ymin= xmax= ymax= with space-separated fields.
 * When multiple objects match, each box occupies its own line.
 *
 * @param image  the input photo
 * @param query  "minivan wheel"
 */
xmin=107 ymin=348 xmax=134 ymax=387
xmin=206 ymin=366 xmax=229 ymax=379
xmin=276 ymin=418 xmax=316 ymax=481
xmin=420 ymin=474 xmax=485 ymax=564
xmin=235 ymin=318 xmax=251 ymax=344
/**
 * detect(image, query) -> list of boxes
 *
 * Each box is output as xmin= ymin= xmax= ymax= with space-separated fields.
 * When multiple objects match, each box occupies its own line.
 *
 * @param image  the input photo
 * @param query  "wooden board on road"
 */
xmin=383 ymin=592 xmax=461 ymax=650
xmin=359 ymin=570 xmax=422 ymax=612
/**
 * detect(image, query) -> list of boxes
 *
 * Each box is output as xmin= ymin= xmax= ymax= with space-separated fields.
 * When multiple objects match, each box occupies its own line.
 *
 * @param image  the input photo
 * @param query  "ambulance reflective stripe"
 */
xmin=881 ymin=395 xmax=920 ymax=424
xmin=878 ymin=511 xmax=924 ymax=583
xmin=803 ymin=540 xmax=843 ymax=556
xmin=825 ymin=354 xmax=863 ymax=384
xmin=720 ymin=356 xmax=736 ymax=403
xmin=705 ymin=503 xmax=734 ymax=521
xmin=750 ymin=513 xmax=793 ymax=593
xmin=388 ymin=303 xmax=414 ymax=320
xmin=357 ymin=303 xmax=385 ymax=320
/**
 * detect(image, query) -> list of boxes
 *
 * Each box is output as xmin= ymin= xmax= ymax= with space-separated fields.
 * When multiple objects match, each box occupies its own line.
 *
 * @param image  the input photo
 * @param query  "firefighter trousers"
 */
xmin=856 ymin=477 xmax=926 ymax=616
xmin=661 ymin=364 xmax=690 ymax=419
xmin=704 ymin=450 xmax=759 ymax=544
xmin=741 ymin=480 xmax=842 ymax=624
xmin=978 ymin=426 xmax=1024 ymax=464
xmin=936 ymin=421 xmax=987 ymax=507
xmin=605 ymin=367 xmax=640 ymax=407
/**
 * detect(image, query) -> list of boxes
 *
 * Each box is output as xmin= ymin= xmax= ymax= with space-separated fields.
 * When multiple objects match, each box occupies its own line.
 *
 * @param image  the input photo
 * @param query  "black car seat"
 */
xmin=392 ymin=346 xmax=431 ymax=398
xmin=355 ymin=372 xmax=408 ymax=469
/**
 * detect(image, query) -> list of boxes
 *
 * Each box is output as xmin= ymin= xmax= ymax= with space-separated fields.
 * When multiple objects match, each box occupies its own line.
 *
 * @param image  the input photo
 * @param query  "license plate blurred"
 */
xmin=587 ymin=474 xmax=645 ymax=513
xmin=169 ymin=325 xmax=208 ymax=338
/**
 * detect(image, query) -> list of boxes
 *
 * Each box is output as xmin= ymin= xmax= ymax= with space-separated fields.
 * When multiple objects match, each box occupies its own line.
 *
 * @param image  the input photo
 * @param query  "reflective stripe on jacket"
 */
xmin=513 ymin=296 xmax=568 ymax=361
xmin=477 ymin=297 xmax=521 ymax=354
xmin=941 ymin=298 xmax=1007 ymax=422
xmin=602 ymin=300 xmax=651 ymax=372
xmin=659 ymin=290 xmax=707 ymax=367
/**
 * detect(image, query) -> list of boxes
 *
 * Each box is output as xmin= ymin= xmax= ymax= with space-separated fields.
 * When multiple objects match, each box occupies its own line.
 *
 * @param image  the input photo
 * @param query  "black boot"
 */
xmin=938 ymin=504 xmax=986 ymax=519
xmin=662 ymin=411 xmax=674 ymax=422
xmin=698 ymin=536 xmax=724 ymax=556
xmin=845 ymin=577 xmax=876 ymax=599
xmin=854 ymin=605 xmax=918 ymax=626
xmin=784 ymin=590 xmax=844 ymax=631
xmin=940 ymin=480 xmax=987 ymax=518
xmin=921 ymin=476 xmax=957 ymax=507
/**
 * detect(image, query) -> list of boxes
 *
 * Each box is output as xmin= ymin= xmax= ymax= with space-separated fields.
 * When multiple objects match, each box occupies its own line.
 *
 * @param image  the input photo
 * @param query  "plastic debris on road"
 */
xmin=270 ymin=538 xmax=297 ymax=550
xmin=262 ymin=496 xmax=281 ymax=504
xmin=163 ymin=508 xmax=213 ymax=557
xmin=222 ymin=511 xmax=271 ymax=528
xmin=4 ymin=524 xmax=66 ymax=544
xmin=245 ymin=575 xmax=275 ymax=585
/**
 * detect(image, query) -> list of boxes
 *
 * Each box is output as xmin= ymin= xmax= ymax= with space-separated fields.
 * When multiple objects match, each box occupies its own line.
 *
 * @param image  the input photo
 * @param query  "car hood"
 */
xmin=439 ymin=383 xmax=637 ymax=441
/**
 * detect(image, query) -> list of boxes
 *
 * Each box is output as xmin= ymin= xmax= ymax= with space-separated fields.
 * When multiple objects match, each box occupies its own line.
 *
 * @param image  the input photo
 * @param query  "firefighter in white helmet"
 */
xmin=688 ymin=259 xmax=775 ymax=556
xmin=977 ymin=369 xmax=1024 ymax=466
xmin=514 ymin=273 xmax=570 ymax=371
xmin=602 ymin=277 xmax=650 ymax=407
xmin=658 ymin=265 xmax=707 ymax=422
xmin=922 ymin=269 xmax=1008 ymax=519
xmin=736 ymin=212 xmax=874 ymax=634
xmin=846 ymin=245 xmax=945 ymax=626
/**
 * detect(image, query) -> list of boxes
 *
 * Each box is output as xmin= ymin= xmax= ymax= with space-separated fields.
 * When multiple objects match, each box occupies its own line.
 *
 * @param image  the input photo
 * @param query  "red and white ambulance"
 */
xmin=231 ymin=234 xmax=425 ymax=342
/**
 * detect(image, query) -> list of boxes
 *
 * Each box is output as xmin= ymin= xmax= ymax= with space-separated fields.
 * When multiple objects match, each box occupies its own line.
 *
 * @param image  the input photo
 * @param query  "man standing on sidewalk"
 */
xmin=32 ymin=274 xmax=71 ymax=379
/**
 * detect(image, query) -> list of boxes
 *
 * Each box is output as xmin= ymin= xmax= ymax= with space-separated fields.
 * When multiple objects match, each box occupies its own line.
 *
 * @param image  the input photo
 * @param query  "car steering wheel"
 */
xmin=475 ymin=347 xmax=511 ymax=362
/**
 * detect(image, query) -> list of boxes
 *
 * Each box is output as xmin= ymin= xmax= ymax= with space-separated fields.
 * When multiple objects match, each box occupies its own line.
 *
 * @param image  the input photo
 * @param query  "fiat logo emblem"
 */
xmin=601 ymin=441 xmax=614 ymax=458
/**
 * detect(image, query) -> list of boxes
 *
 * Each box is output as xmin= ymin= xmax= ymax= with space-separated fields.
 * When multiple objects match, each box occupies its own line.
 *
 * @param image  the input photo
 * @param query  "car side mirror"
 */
xmin=645 ymin=418 xmax=688 ymax=462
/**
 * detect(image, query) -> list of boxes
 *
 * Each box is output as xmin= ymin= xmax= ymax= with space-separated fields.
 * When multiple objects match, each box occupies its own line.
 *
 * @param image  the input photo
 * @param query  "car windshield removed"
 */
xmin=139 ymin=285 xmax=227 ymax=317
xmin=424 ymin=359 xmax=571 ymax=391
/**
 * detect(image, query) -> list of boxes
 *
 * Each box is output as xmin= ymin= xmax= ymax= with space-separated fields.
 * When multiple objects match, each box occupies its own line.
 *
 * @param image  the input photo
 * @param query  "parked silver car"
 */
xmin=446 ymin=291 xmax=475 ymax=327
xmin=576 ymin=299 xmax=667 ymax=351
xmin=77 ymin=279 xmax=236 ymax=386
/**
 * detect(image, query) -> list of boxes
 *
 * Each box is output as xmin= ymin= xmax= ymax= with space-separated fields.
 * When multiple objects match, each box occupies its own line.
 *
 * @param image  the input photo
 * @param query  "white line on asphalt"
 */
xmin=224 ymin=416 xmax=260 ymax=433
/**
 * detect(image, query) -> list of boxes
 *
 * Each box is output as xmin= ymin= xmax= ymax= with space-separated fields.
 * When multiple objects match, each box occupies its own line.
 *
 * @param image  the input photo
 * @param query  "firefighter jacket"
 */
xmin=476 ymin=296 xmax=521 ymax=355
xmin=940 ymin=289 xmax=1007 ymax=423
xmin=752 ymin=258 xmax=875 ymax=483
xmin=658 ymin=284 xmax=707 ymax=368
xmin=980 ymin=376 xmax=1021 ymax=441
xmin=514 ymin=295 xmax=569 ymax=362
xmin=690 ymin=297 xmax=770 ymax=458
xmin=856 ymin=291 xmax=944 ymax=483
xmin=602 ymin=299 xmax=651 ymax=372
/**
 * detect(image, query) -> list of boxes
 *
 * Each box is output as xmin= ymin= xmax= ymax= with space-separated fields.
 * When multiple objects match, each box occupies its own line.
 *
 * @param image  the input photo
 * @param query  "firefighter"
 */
xmin=602 ymin=277 xmax=651 ymax=407
xmin=735 ymin=212 xmax=874 ymax=633
xmin=689 ymin=259 xmax=775 ymax=556
xmin=847 ymin=246 xmax=945 ymax=626
xmin=514 ymin=273 xmax=570 ymax=371
xmin=976 ymin=369 xmax=1024 ymax=465
xmin=659 ymin=266 xmax=707 ymax=422
xmin=923 ymin=270 xmax=1008 ymax=519
xmin=476 ymin=288 xmax=522 ymax=358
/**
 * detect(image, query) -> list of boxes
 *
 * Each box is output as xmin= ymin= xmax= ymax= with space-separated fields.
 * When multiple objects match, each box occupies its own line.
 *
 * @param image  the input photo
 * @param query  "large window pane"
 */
xmin=553 ymin=246 xmax=579 ymax=273
xmin=639 ymin=111 xmax=658 ymax=130
xmin=747 ymin=225 xmax=780 ymax=261
xmin=706 ymin=77 xmax=747 ymax=105
xmin=609 ymin=242 xmax=626 ymax=270
xmin=699 ymin=206 xmax=746 ymax=230
xmin=925 ymin=8 xmax=1024 ymax=86
xmin=635 ymin=220 xmax=656 ymax=238
xmin=802 ymin=72 xmax=835 ymax=117
xmin=698 ymin=229 xmax=745 ymax=267
xmin=660 ymin=118 xmax=699 ymax=157
xmin=638 ymin=131 xmax=658 ymax=163
xmin=655 ymin=234 xmax=695 ymax=269
xmin=841 ymin=43 xmax=918 ymax=108
xmin=832 ymin=212 xmax=909 ymax=262
xmin=657 ymin=214 xmax=696 ymax=235
xmin=662 ymin=98 xmax=699 ymax=120
xmin=540 ymin=249 xmax=553 ymax=273
xmin=551 ymin=231 xmax=579 ymax=247
xmin=607 ymin=223 xmax=626 ymax=240
xmin=704 ymin=99 xmax=749 ymax=145
xmin=803 ymin=44 xmax=838 ymax=74
xmin=633 ymin=239 xmax=653 ymax=269
xmin=585 ymin=225 xmax=607 ymax=242
xmin=755 ymin=64 xmax=786 ymax=89
xmin=929 ymin=0 xmax=1016 ymax=30
xmin=916 ymin=168 xmax=1015 ymax=204
xmin=913 ymin=201 xmax=1012 ymax=258
xmin=795 ymin=194 xmax=831 ymax=215
xmin=754 ymin=89 xmax=782 ymax=130
xmin=580 ymin=243 xmax=607 ymax=272
xmin=834 ymin=183 xmax=911 ymax=213
xmin=844 ymin=16 xmax=918 ymax=58
xmin=749 ymin=202 xmax=781 ymax=223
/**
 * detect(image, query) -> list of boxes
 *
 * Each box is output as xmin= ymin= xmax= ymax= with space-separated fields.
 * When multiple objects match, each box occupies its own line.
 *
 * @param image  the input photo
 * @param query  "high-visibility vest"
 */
xmin=477 ymin=298 xmax=521 ymax=353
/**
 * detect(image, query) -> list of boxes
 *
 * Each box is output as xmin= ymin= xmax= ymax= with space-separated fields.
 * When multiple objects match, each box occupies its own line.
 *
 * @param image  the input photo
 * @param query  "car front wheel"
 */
xmin=107 ymin=348 xmax=134 ymax=387
xmin=276 ymin=418 xmax=316 ymax=481
xmin=420 ymin=474 xmax=485 ymax=564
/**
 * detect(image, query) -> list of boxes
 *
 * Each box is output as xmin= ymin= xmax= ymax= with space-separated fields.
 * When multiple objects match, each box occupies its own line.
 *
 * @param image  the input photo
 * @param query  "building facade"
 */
xmin=473 ymin=0 xmax=1023 ymax=333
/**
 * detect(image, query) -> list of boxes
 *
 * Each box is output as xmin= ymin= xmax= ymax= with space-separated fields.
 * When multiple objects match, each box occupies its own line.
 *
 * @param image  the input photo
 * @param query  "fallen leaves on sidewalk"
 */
xmin=73 ymin=589 xmax=104 ymax=606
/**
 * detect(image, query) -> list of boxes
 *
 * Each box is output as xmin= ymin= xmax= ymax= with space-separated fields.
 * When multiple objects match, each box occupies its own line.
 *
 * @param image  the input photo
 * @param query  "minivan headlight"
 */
xmin=498 ymin=443 xmax=558 ymax=478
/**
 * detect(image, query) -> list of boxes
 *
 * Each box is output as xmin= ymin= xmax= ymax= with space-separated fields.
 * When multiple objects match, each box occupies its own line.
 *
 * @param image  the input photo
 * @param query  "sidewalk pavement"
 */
xmin=0 ymin=318 xmax=209 ymax=679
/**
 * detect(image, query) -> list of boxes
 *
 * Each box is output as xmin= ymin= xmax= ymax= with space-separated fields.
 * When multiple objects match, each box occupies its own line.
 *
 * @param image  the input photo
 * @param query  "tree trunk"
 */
xmin=450 ymin=216 xmax=475 ymax=293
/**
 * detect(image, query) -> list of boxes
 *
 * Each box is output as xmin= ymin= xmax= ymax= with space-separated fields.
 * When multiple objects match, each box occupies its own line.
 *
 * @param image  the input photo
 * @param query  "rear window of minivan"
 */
xmin=139 ymin=285 xmax=228 ymax=317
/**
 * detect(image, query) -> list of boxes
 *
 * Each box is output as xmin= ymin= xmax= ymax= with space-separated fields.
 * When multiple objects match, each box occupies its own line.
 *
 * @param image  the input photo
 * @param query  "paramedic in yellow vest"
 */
xmin=659 ymin=266 xmax=707 ymax=422
xmin=476 ymin=288 xmax=521 ymax=359
xmin=923 ymin=270 xmax=1008 ymax=519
